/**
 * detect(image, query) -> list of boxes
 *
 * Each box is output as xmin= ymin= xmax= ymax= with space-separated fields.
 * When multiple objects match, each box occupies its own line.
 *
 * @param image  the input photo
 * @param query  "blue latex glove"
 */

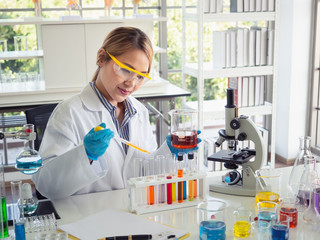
xmin=84 ymin=123 xmax=114 ymax=160
xmin=166 ymin=130 xmax=202 ymax=156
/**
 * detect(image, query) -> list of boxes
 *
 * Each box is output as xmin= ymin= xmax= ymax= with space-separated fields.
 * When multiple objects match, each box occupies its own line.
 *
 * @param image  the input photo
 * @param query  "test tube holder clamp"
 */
xmin=128 ymin=171 xmax=207 ymax=215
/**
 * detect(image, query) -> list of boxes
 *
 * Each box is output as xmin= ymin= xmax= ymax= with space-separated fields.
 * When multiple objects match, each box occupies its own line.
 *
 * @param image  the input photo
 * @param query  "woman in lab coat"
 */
xmin=32 ymin=27 xmax=198 ymax=200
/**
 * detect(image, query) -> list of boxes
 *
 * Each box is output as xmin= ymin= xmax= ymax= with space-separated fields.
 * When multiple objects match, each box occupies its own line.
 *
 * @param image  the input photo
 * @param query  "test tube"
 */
xmin=188 ymin=152 xmax=194 ymax=201
xmin=167 ymin=153 xmax=176 ymax=203
xmin=177 ymin=153 xmax=184 ymax=203
xmin=166 ymin=176 xmax=172 ymax=205
xmin=144 ymin=156 xmax=155 ymax=205
xmin=156 ymin=155 xmax=166 ymax=204
xmin=194 ymin=152 xmax=198 ymax=198
xmin=11 ymin=181 xmax=26 ymax=240
xmin=134 ymin=158 xmax=145 ymax=207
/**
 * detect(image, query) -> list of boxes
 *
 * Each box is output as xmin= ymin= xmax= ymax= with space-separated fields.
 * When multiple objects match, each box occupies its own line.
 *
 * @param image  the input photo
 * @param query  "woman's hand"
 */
xmin=84 ymin=123 xmax=114 ymax=161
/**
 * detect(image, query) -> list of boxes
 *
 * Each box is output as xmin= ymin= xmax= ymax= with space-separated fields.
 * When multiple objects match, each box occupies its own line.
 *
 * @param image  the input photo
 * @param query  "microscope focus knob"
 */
xmin=230 ymin=119 xmax=240 ymax=130
xmin=238 ymin=132 xmax=247 ymax=141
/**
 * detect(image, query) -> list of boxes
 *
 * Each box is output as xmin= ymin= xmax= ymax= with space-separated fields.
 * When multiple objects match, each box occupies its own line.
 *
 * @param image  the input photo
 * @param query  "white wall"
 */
xmin=276 ymin=0 xmax=313 ymax=160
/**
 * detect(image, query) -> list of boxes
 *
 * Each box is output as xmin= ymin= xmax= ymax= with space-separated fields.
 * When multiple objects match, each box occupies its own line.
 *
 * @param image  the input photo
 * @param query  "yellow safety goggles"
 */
xmin=107 ymin=51 xmax=151 ymax=83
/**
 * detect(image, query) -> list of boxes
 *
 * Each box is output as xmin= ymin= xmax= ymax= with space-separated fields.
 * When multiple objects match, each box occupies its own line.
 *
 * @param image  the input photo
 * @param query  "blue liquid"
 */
xmin=200 ymin=220 xmax=226 ymax=240
xmin=183 ymin=181 xmax=186 ymax=200
xmin=258 ymin=211 xmax=277 ymax=222
xmin=272 ymin=224 xmax=289 ymax=240
xmin=14 ymin=222 xmax=26 ymax=240
xmin=16 ymin=156 xmax=42 ymax=174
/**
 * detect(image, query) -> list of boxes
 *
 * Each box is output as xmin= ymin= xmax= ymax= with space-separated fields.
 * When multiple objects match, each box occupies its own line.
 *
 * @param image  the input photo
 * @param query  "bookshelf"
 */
xmin=182 ymin=1 xmax=279 ymax=168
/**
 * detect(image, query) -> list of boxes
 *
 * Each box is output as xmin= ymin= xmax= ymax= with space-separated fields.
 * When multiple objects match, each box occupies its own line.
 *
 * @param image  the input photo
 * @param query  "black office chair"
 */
xmin=25 ymin=103 xmax=58 ymax=151
xmin=25 ymin=103 xmax=58 ymax=200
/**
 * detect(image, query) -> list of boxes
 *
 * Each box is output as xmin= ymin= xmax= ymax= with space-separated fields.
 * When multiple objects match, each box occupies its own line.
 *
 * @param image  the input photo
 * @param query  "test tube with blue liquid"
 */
xmin=11 ymin=181 xmax=26 ymax=240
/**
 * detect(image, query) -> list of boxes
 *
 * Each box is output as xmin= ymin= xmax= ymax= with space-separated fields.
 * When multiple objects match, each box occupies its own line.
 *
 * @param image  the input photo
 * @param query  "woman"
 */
xmin=32 ymin=27 xmax=198 ymax=200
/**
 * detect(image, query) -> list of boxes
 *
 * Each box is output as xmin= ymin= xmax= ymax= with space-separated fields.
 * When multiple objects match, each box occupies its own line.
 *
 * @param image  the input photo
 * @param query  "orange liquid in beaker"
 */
xmin=171 ymin=130 xmax=198 ymax=149
xmin=255 ymin=191 xmax=280 ymax=205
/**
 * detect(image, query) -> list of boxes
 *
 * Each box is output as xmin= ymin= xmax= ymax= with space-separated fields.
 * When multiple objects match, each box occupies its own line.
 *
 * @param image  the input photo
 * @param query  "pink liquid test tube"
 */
xmin=167 ymin=176 xmax=172 ymax=204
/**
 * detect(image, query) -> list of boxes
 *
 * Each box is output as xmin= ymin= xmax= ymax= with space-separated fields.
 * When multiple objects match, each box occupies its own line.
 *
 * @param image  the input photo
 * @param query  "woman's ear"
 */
xmin=97 ymin=48 xmax=108 ymax=67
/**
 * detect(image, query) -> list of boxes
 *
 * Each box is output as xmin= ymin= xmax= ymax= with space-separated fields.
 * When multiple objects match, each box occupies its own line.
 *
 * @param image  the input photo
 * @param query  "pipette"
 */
xmin=94 ymin=126 xmax=150 ymax=154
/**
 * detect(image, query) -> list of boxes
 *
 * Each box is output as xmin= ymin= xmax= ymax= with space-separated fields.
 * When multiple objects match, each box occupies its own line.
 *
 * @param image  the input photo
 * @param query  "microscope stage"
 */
xmin=207 ymin=150 xmax=254 ymax=165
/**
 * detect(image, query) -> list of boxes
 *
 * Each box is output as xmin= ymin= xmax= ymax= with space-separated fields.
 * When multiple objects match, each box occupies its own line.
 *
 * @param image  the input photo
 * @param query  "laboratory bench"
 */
xmin=50 ymin=166 xmax=319 ymax=239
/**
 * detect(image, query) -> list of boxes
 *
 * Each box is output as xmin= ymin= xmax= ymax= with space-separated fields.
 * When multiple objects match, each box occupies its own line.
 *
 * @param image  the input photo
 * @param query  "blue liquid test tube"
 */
xmin=11 ymin=181 xmax=26 ymax=240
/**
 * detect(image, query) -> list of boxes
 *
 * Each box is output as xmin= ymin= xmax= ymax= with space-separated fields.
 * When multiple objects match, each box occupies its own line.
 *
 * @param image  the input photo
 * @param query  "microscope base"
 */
xmin=209 ymin=176 xmax=256 ymax=197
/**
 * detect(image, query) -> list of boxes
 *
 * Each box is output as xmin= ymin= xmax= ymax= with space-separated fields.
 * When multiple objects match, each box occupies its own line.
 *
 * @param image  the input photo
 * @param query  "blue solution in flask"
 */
xmin=258 ymin=211 xmax=277 ymax=222
xmin=200 ymin=220 xmax=226 ymax=240
xmin=16 ymin=148 xmax=42 ymax=175
xmin=14 ymin=222 xmax=26 ymax=240
xmin=271 ymin=224 xmax=289 ymax=240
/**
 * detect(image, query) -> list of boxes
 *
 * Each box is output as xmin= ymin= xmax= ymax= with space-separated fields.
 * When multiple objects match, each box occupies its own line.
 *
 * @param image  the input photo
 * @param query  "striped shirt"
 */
xmin=90 ymin=82 xmax=137 ymax=153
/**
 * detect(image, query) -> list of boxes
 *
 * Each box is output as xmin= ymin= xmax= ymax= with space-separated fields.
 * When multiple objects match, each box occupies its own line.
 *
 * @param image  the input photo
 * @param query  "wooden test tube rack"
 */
xmin=128 ymin=171 xmax=207 ymax=214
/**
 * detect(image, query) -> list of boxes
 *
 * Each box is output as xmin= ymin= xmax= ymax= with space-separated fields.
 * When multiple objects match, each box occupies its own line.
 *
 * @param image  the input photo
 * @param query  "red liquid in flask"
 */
xmin=280 ymin=207 xmax=298 ymax=228
xmin=171 ymin=130 xmax=198 ymax=149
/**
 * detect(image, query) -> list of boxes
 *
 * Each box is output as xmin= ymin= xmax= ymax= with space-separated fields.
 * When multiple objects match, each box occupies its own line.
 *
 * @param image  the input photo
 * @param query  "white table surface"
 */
xmin=51 ymin=166 xmax=319 ymax=239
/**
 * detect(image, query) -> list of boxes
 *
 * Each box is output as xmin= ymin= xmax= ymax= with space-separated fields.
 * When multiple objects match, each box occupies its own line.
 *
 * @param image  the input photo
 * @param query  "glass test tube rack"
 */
xmin=128 ymin=171 xmax=207 ymax=214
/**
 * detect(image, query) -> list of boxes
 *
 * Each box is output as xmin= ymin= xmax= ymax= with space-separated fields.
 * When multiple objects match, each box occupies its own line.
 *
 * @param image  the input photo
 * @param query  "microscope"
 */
xmin=207 ymin=88 xmax=266 ymax=196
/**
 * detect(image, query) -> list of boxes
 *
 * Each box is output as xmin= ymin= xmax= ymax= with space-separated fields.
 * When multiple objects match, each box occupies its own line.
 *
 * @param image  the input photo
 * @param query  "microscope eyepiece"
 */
xmin=226 ymin=88 xmax=236 ymax=108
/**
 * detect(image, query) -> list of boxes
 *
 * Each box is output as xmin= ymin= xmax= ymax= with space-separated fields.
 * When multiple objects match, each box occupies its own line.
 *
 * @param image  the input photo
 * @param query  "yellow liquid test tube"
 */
xmin=172 ymin=182 xmax=176 ymax=202
xmin=188 ymin=180 xmax=194 ymax=201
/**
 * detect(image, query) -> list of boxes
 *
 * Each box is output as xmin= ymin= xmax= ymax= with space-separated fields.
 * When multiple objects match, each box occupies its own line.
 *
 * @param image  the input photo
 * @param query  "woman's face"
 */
xmin=95 ymin=49 xmax=150 ymax=106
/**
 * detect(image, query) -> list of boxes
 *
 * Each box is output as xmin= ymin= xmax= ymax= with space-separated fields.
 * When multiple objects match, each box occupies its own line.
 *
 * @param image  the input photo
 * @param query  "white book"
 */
xmin=248 ymin=76 xmax=255 ymax=106
xmin=237 ymin=28 xmax=244 ymax=67
xmin=244 ymin=0 xmax=250 ymax=12
xmin=255 ymin=76 xmax=261 ymax=106
xmin=210 ymin=0 xmax=217 ymax=13
xmin=204 ymin=0 xmax=210 ymax=13
xmin=262 ymin=0 xmax=268 ymax=11
xmin=249 ymin=0 xmax=255 ymax=11
xmin=212 ymin=31 xmax=226 ymax=68
xmin=268 ymin=0 xmax=275 ymax=11
xmin=260 ymin=75 xmax=265 ymax=105
xmin=242 ymin=77 xmax=249 ymax=107
xmin=238 ymin=77 xmax=243 ymax=107
xmin=251 ymin=26 xmax=261 ymax=66
xmin=243 ymin=28 xmax=249 ymax=66
xmin=256 ymin=0 xmax=262 ymax=11
xmin=267 ymin=29 xmax=274 ymax=65
xmin=260 ymin=27 xmax=268 ymax=66
xmin=248 ymin=29 xmax=256 ymax=66
xmin=229 ymin=29 xmax=237 ymax=67
xmin=216 ymin=0 xmax=223 ymax=13
xmin=226 ymin=31 xmax=231 ymax=68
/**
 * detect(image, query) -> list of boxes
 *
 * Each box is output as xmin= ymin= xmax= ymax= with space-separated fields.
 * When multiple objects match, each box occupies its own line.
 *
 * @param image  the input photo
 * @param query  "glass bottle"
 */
xmin=288 ymin=136 xmax=312 ymax=197
xmin=16 ymin=124 xmax=42 ymax=175
xmin=296 ymin=155 xmax=319 ymax=211
xmin=303 ymin=183 xmax=320 ymax=225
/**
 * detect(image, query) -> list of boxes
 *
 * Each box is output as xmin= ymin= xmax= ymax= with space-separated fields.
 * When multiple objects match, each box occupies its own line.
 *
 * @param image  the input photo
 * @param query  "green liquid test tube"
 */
xmin=0 ymin=196 xmax=9 ymax=238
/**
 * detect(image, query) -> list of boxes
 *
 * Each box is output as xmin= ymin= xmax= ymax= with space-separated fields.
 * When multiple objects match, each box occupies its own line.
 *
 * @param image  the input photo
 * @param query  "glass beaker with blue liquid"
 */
xmin=16 ymin=124 xmax=42 ymax=175
xmin=257 ymin=201 xmax=278 ymax=222
xmin=271 ymin=214 xmax=290 ymax=240
xmin=197 ymin=200 xmax=227 ymax=240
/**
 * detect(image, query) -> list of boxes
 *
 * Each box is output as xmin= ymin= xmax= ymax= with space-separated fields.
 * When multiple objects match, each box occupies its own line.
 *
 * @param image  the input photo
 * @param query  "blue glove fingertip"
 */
xmin=99 ymin=123 xmax=106 ymax=129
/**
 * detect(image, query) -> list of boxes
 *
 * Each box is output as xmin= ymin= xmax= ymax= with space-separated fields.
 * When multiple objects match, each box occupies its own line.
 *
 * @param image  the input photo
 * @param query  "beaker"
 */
xmin=251 ymin=221 xmax=271 ymax=240
xmin=197 ymin=200 xmax=227 ymax=240
xmin=279 ymin=198 xmax=298 ymax=228
xmin=303 ymin=183 xmax=320 ymax=225
xmin=257 ymin=201 xmax=278 ymax=222
xmin=271 ymin=214 xmax=290 ymax=240
xmin=16 ymin=124 xmax=43 ymax=175
xmin=255 ymin=168 xmax=282 ymax=204
xmin=169 ymin=109 xmax=198 ymax=149
xmin=233 ymin=208 xmax=252 ymax=238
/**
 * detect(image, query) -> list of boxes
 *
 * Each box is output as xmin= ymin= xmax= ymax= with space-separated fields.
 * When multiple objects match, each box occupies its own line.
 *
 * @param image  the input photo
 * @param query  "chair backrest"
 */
xmin=25 ymin=103 xmax=58 ymax=151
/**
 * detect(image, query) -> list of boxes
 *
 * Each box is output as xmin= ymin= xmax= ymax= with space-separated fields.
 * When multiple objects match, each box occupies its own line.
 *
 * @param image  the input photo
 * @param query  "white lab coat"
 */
xmin=32 ymin=84 xmax=171 ymax=200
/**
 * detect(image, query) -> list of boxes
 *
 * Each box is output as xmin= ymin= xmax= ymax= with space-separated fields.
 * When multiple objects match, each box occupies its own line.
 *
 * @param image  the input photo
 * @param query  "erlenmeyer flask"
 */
xmin=15 ymin=124 xmax=42 ymax=175
xmin=288 ymin=136 xmax=312 ymax=197
xmin=303 ymin=183 xmax=320 ymax=225
xmin=296 ymin=155 xmax=319 ymax=211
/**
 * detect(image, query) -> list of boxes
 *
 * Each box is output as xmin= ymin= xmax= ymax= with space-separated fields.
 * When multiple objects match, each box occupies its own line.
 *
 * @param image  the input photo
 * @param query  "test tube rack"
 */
xmin=128 ymin=171 xmax=207 ymax=214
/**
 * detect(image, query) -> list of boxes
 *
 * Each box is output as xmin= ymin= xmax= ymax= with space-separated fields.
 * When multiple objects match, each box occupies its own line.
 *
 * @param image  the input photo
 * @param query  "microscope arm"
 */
xmin=237 ymin=116 xmax=265 ymax=172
